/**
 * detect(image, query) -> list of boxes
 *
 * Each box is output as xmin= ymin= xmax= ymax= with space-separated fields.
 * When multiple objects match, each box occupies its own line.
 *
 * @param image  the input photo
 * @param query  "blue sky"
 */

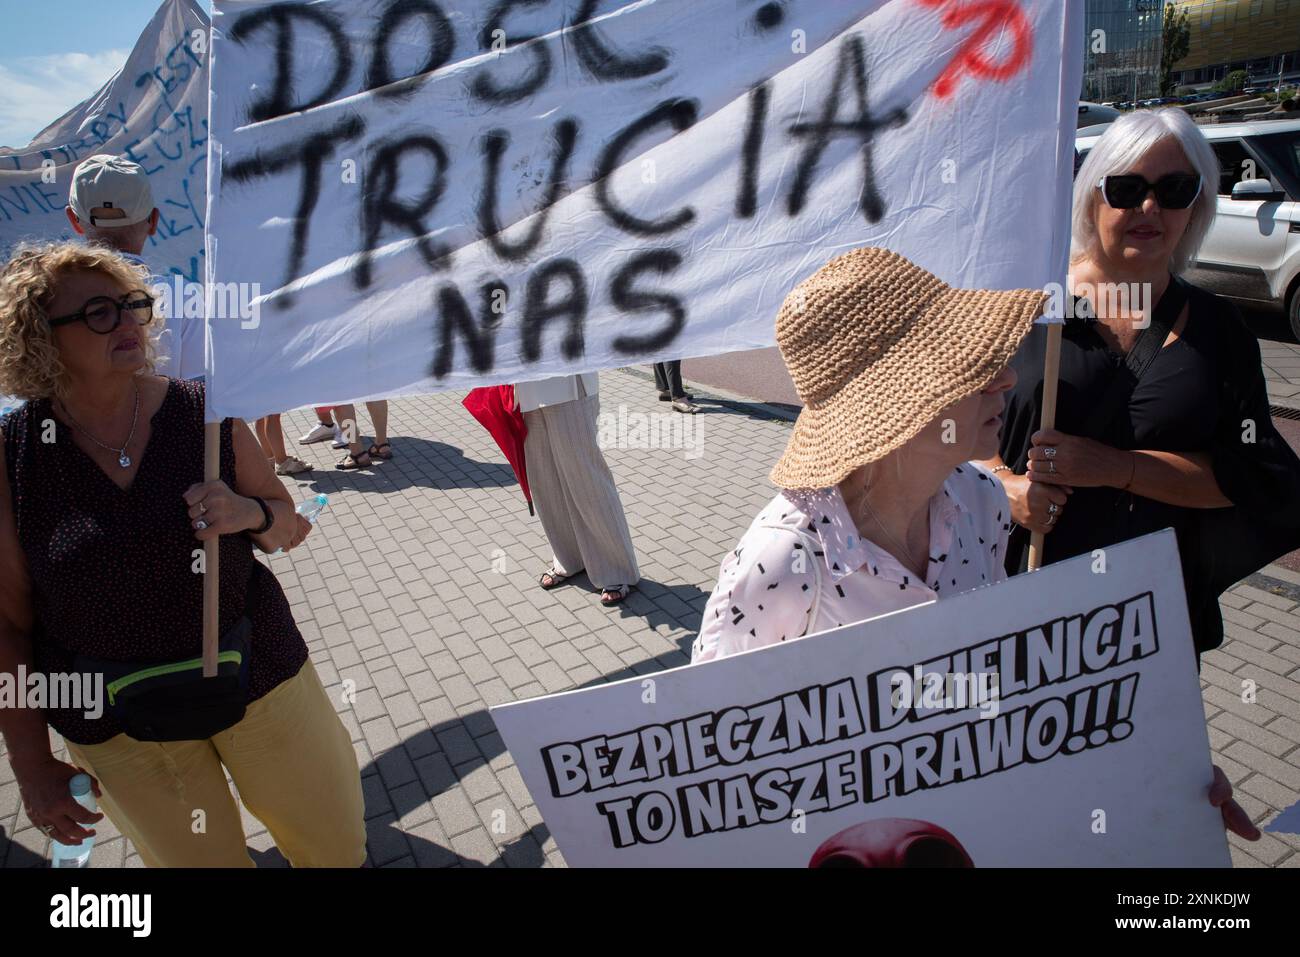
xmin=0 ymin=0 xmax=210 ymax=147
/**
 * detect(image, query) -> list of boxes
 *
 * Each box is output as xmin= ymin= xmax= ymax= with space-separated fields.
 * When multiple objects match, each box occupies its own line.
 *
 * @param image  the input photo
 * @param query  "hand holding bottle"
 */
xmin=14 ymin=755 xmax=102 ymax=848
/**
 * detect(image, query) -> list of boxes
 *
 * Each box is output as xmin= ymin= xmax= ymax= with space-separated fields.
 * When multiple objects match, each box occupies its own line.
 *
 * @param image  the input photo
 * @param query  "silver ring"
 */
xmin=1044 ymin=447 xmax=1058 ymax=459
xmin=1048 ymin=461 xmax=1057 ymax=474
xmin=1048 ymin=503 xmax=1060 ymax=515
xmin=195 ymin=519 xmax=209 ymax=531
xmin=199 ymin=502 xmax=207 ymax=514
xmin=1047 ymin=513 xmax=1057 ymax=526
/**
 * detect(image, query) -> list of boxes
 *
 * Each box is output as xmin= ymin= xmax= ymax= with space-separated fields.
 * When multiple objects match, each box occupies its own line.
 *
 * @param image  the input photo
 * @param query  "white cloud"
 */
xmin=0 ymin=49 xmax=129 ymax=150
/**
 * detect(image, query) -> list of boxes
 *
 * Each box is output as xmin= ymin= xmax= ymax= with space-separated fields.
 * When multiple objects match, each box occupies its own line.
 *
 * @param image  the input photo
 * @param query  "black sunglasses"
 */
xmin=49 ymin=290 xmax=155 ymax=334
xmin=1097 ymin=173 xmax=1202 ymax=210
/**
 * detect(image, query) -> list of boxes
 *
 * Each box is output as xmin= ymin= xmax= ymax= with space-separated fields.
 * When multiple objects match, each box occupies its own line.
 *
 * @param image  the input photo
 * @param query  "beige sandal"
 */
xmin=539 ymin=567 xmax=573 ymax=590
xmin=275 ymin=455 xmax=312 ymax=475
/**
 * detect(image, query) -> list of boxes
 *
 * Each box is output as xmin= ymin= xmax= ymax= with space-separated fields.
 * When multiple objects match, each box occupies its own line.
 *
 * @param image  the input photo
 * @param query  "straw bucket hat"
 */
xmin=769 ymin=247 xmax=1047 ymax=490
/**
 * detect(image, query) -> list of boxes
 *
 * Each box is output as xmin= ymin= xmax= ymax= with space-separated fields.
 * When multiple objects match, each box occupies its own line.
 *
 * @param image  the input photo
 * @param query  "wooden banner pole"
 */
xmin=202 ymin=420 xmax=220 ymax=676
xmin=1027 ymin=322 xmax=1063 ymax=571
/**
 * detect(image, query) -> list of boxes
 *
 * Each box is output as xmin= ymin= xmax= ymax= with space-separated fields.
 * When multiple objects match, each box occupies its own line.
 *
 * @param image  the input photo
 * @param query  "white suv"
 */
xmin=1077 ymin=119 xmax=1300 ymax=339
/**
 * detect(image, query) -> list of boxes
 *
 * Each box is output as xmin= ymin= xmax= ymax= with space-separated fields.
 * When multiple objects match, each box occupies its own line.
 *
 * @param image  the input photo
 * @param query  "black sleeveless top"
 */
xmin=2 ymin=378 xmax=307 ymax=744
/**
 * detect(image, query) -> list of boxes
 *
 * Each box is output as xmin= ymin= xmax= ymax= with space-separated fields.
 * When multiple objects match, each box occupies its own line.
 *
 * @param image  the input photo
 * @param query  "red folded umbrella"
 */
xmin=462 ymin=385 xmax=533 ymax=514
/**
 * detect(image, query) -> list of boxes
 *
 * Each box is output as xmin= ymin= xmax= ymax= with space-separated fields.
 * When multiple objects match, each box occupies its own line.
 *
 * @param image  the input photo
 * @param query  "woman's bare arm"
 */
xmin=0 ymin=438 xmax=55 ymax=771
xmin=1025 ymin=430 xmax=1231 ymax=509
xmin=1127 ymin=449 xmax=1232 ymax=509
xmin=230 ymin=418 xmax=302 ymax=552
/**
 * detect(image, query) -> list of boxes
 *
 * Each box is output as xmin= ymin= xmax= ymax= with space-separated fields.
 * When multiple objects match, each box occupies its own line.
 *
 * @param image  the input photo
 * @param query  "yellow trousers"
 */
xmin=65 ymin=660 xmax=366 ymax=867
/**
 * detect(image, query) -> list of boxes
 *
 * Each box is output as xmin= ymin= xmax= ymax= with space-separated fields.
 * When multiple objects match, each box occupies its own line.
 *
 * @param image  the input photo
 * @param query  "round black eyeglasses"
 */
xmin=48 ymin=291 xmax=155 ymax=335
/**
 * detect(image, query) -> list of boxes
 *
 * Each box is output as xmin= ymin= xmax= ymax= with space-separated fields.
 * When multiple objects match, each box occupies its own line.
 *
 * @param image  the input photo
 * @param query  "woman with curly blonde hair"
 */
xmin=0 ymin=242 xmax=366 ymax=867
xmin=0 ymin=243 xmax=162 ymax=399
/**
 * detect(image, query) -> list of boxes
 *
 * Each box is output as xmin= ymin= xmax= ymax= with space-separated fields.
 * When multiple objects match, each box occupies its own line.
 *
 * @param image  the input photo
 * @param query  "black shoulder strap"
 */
xmin=1080 ymin=277 xmax=1189 ymax=439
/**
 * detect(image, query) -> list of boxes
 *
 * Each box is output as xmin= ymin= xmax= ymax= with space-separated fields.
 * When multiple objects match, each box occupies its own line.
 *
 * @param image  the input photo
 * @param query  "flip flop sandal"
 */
xmin=368 ymin=442 xmax=393 ymax=460
xmin=600 ymin=584 xmax=631 ymax=606
xmin=539 ymin=568 xmax=572 ymax=590
xmin=337 ymin=450 xmax=372 ymax=471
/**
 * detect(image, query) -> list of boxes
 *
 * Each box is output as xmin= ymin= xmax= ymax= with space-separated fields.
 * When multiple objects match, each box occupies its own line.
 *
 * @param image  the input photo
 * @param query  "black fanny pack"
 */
xmin=73 ymin=571 xmax=257 ymax=742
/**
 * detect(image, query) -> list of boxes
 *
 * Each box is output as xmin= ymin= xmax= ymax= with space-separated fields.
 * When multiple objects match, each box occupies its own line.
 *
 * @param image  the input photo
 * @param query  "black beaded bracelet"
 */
xmin=249 ymin=495 xmax=274 ymax=535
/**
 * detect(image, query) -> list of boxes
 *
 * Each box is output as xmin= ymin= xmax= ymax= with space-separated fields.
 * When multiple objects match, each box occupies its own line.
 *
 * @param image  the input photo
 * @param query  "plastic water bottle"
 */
xmin=272 ymin=494 xmax=329 ymax=554
xmin=50 ymin=773 xmax=96 ymax=868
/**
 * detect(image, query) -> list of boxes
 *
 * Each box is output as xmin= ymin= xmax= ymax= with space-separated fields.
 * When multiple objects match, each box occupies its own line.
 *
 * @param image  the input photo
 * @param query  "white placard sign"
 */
xmin=205 ymin=0 xmax=1083 ymax=421
xmin=492 ymin=531 xmax=1232 ymax=867
xmin=0 ymin=0 xmax=210 ymax=282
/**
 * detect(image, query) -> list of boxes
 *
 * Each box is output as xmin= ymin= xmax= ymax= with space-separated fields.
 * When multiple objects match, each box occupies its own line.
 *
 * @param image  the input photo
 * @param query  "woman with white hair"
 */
xmin=982 ymin=109 xmax=1300 ymax=665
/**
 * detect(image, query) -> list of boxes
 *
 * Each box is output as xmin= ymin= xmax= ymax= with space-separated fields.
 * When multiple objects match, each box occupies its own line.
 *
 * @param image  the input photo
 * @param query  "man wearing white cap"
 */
xmin=65 ymin=154 xmax=202 ymax=380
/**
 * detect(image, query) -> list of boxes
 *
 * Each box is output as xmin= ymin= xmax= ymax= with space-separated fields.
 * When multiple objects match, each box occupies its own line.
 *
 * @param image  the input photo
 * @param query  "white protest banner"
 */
xmin=491 ymin=530 xmax=1231 ymax=867
xmin=205 ymin=0 xmax=1082 ymax=421
xmin=0 ymin=0 xmax=210 ymax=282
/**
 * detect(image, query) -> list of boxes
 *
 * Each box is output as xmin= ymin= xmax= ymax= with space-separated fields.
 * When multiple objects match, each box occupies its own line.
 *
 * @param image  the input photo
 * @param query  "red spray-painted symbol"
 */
xmin=917 ymin=0 xmax=1033 ymax=99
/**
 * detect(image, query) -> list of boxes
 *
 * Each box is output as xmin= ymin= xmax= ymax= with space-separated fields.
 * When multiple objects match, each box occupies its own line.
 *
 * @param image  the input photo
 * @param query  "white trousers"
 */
xmin=523 ymin=394 xmax=640 ymax=589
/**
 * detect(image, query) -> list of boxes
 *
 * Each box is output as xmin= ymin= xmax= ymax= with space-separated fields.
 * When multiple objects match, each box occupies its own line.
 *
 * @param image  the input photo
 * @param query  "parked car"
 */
xmin=1078 ymin=119 xmax=1300 ymax=338
xmin=1076 ymin=123 xmax=1116 ymax=140
xmin=1077 ymin=101 xmax=1121 ymax=129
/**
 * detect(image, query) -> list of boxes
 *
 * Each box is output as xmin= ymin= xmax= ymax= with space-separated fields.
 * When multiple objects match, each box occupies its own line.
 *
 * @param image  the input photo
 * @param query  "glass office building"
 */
xmin=1172 ymin=1 xmax=1300 ymax=88
xmin=1082 ymin=0 xmax=1165 ymax=102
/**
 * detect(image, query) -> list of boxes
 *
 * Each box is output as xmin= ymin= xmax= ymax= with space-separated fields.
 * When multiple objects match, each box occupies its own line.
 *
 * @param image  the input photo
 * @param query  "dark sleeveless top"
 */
xmin=1 ymin=378 xmax=307 ymax=744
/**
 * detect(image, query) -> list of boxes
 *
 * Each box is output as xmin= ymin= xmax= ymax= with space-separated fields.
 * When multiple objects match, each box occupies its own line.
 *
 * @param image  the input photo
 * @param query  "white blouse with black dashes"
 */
xmin=691 ymin=462 xmax=1011 ymax=663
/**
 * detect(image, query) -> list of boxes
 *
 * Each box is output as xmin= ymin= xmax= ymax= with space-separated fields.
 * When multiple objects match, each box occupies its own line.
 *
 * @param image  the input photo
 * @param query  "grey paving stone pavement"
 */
xmin=1262 ymin=339 xmax=1300 ymax=411
xmin=2 ymin=366 xmax=1297 ymax=867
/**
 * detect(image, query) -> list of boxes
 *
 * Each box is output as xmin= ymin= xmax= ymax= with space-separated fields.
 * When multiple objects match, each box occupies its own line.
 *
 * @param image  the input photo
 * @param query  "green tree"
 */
xmin=1214 ymin=69 xmax=1248 ymax=94
xmin=1159 ymin=3 xmax=1191 ymax=96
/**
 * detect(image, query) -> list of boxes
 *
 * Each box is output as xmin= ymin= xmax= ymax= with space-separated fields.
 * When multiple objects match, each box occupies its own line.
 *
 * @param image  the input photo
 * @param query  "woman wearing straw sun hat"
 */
xmin=690 ymin=245 xmax=1258 ymax=843
xmin=692 ymin=246 xmax=1046 ymax=664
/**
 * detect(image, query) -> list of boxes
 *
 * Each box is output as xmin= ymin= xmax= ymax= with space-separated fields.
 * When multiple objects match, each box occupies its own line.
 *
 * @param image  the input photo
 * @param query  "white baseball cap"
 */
xmin=68 ymin=154 xmax=155 ymax=227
